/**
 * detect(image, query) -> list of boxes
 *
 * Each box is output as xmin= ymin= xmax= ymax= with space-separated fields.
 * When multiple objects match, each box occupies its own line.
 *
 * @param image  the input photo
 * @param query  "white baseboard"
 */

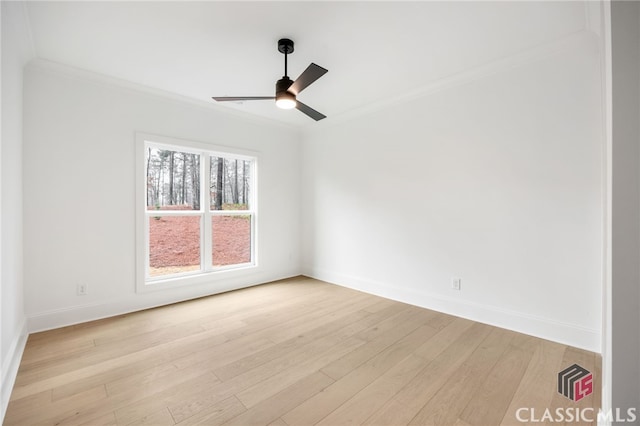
xmin=28 ymin=269 xmax=301 ymax=333
xmin=304 ymin=267 xmax=600 ymax=353
xmin=1 ymin=319 xmax=28 ymax=424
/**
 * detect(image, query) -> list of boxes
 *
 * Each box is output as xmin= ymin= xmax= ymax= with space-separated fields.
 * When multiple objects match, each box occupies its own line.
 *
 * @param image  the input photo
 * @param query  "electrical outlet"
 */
xmin=451 ymin=277 xmax=461 ymax=291
xmin=77 ymin=283 xmax=88 ymax=296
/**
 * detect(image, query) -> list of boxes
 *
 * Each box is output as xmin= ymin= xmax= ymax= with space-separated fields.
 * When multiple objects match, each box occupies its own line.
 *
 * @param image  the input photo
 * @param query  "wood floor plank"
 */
xmin=78 ymin=411 xmax=118 ymax=426
xmin=222 ymin=371 xmax=335 ymax=426
xmin=213 ymin=308 xmax=371 ymax=381
xmin=48 ymin=318 xmax=243 ymax=402
xmin=20 ymin=335 xmax=96 ymax=367
xmin=210 ymin=290 xmax=357 ymax=344
xmin=82 ymin=372 xmax=216 ymax=426
xmin=170 ymin=334 xmax=274 ymax=371
xmin=266 ymin=419 xmax=288 ymax=426
xmin=127 ymin=407 xmax=175 ymax=426
xmin=316 ymin=353 xmax=428 ymax=426
xmin=360 ymin=298 xmax=398 ymax=314
xmin=14 ymin=320 xmax=207 ymax=388
xmin=411 ymin=316 xmax=476 ymax=361
xmin=4 ymin=384 xmax=108 ymax=425
xmin=319 ymin=305 xmax=434 ymax=381
xmin=4 ymin=278 xmax=600 ymax=426
xmin=113 ymin=372 xmax=221 ymax=425
xmin=407 ymin=327 xmax=516 ymax=425
xmin=57 ymin=278 xmax=323 ymax=350
xmin=104 ymin=360 xmax=180 ymax=398
xmin=355 ymin=304 xmax=428 ymax=341
xmin=175 ymin=396 xmax=246 ymax=426
xmin=52 ymin=350 xmax=178 ymax=401
xmin=281 ymin=323 xmax=438 ymax=426
xmin=115 ymin=327 xmax=310 ymax=425
xmin=233 ymin=288 xmax=347 ymax=328
xmin=11 ymin=338 xmax=177 ymax=400
xmin=2 ymin=388 xmax=51 ymax=416
xmin=11 ymin=362 xmax=219 ymax=425
xmin=167 ymin=336 xmax=365 ymax=423
xmin=500 ymin=339 xmax=566 ymax=425
xmin=261 ymin=292 xmax=380 ymax=345
xmin=234 ymin=332 xmax=370 ymax=409
xmin=362 ymin=322 xmax=493 ymax=426
xmin=459 ymin=334 xmax=537 ymax=425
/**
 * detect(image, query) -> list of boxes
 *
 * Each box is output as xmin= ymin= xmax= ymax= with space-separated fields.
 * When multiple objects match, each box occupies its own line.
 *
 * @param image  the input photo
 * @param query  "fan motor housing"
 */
xmin=276 ymin=76 xmax=294 ymax=97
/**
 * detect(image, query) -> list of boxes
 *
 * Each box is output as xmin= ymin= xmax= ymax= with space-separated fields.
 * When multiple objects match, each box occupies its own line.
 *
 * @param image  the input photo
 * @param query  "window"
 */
xmin=136 ymin=134 xmax=257 ymax=291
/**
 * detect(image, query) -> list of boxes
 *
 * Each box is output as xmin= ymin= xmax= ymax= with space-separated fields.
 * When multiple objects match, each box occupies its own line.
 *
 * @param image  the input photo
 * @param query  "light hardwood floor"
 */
xmin=5 ymin=277 xmax=600 ymax=425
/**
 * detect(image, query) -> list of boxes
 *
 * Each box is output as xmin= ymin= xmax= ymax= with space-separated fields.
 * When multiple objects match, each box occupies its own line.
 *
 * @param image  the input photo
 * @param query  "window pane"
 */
xmin=146 ymin=147 xmax=200 ymax=210
xmin=212 ymin=215 xmax=251 ymax=266
xmin=149 ymin=216 xmax=201 ymax=277
xmin=210 ymin=157 xmax=251 ymax=210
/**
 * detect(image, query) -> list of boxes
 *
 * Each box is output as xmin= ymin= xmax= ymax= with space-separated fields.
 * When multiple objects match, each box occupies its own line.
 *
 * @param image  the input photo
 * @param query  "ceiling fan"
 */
xmin=212 ymin=38 xmax=328 ymax=121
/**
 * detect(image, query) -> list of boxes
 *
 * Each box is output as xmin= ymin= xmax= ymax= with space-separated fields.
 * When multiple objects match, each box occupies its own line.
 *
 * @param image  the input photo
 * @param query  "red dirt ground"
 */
xmin=149 ymin=215 xmax=251 ymax=271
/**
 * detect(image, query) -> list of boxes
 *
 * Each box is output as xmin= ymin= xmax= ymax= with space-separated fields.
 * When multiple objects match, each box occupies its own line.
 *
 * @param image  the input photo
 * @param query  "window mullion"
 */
xmin=203 ymin=153 xmax=212 ymax=271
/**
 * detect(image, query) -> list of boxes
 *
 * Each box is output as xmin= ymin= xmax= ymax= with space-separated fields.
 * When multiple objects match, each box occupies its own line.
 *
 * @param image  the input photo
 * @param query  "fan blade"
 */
xmin=289 ymin=63 xmax=328 ymax=95
xmin=296 ymin=101 xmax=326 ymax=121
xmin=212 ymin=96 xmax=275 ymax=102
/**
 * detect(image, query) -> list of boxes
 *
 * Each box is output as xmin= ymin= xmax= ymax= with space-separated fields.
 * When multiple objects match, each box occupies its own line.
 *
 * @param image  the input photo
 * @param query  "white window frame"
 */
xmin=136 ymin=133 xmax=258 ymax=293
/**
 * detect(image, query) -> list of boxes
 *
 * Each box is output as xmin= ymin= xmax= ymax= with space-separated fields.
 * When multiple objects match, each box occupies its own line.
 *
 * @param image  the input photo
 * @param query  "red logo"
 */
xmin=558 ymin=364 xmax=593 ymax=401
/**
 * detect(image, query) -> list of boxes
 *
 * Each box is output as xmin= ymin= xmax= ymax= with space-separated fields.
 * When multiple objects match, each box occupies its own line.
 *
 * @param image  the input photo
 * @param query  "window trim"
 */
xmin=135 ymin=133 xmax=258 ymax=293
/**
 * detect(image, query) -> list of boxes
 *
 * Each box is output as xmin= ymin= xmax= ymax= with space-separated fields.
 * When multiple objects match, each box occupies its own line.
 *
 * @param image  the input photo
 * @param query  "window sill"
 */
xmin=136 ymin=263 xmax=257 ymax=293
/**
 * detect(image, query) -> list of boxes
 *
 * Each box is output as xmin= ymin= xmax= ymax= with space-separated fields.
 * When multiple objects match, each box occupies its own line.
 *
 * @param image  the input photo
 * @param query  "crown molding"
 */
xmin=25 ymin=58 xmax=301 ymax=134
xmin=306 ymin=30 xmax=599 ymax=133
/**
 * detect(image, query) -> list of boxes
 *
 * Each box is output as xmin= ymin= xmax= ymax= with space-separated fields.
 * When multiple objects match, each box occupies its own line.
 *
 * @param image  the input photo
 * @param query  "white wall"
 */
xmin=1 ymin=1 xmax=34 ymax=421
xmin=302 ymin=33 xmax=604 ymax=352
xmin=611 ymin=0 xmax=640 ymax=417
xmin=22 ymin=62 xmax=302 ymax=331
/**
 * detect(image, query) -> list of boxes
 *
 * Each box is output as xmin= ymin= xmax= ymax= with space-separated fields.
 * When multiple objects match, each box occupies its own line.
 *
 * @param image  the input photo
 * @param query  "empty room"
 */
xmin=1 ymin=1 xmax=639 ymax=425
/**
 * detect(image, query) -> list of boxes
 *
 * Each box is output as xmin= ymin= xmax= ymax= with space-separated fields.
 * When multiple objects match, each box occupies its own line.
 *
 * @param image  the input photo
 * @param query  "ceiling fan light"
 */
xmin=276 ymin=92 xmax=296 ymax=109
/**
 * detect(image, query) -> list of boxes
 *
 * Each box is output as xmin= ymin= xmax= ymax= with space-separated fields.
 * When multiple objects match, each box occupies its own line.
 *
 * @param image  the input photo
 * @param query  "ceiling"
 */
xmin=24 ymin=1 xmax=588 ymax=128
